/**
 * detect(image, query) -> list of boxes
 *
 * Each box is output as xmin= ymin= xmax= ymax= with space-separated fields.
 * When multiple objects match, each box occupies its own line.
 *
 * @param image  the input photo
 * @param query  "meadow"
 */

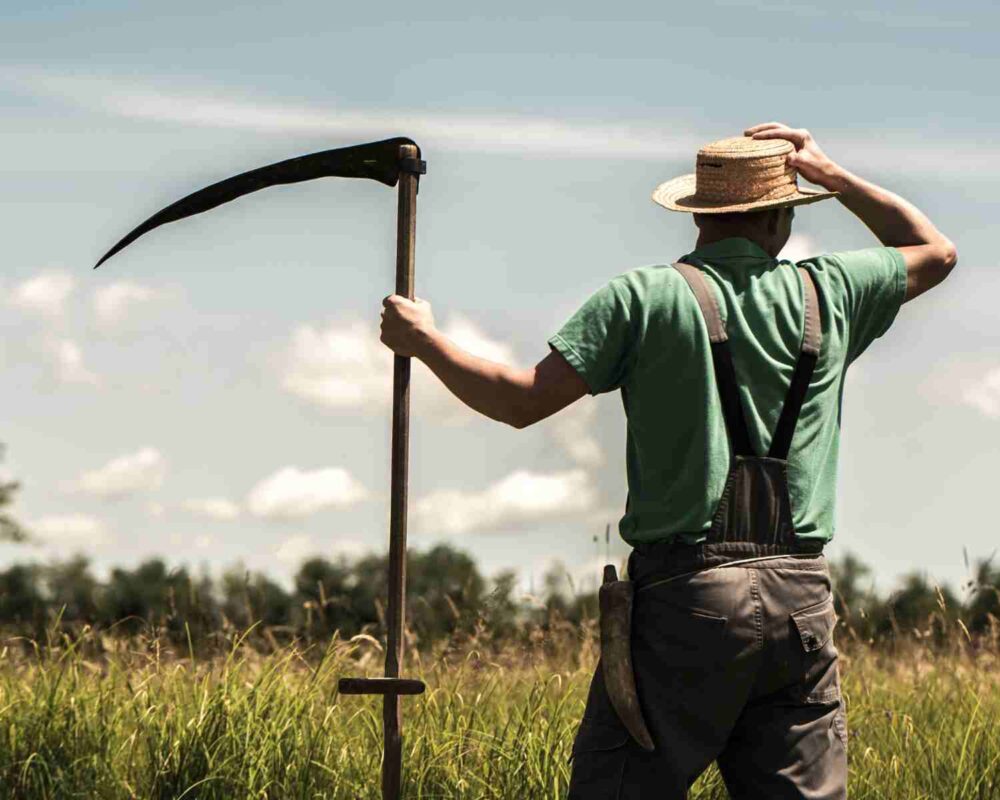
xmin=1 ymin=620 xmax=998 ymax=799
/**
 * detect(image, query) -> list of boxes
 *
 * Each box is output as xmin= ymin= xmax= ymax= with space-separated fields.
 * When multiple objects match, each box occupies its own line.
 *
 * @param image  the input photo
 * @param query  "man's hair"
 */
xmin=693 ymin=208 xmax=782 ymax=226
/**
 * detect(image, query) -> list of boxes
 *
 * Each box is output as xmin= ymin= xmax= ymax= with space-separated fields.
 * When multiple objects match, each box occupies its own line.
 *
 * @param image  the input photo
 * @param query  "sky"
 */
xmin=1 ymin=0 xmax=998 ymax=599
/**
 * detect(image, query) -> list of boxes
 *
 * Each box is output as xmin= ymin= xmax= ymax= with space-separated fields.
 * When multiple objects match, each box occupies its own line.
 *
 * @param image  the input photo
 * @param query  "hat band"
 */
xmin=693 ymin=155 xmax=798 ymax=205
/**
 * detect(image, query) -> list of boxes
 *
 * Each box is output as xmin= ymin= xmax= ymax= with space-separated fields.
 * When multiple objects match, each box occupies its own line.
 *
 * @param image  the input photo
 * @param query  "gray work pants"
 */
xmin=568 ymin=547 xmax=847 ymax=799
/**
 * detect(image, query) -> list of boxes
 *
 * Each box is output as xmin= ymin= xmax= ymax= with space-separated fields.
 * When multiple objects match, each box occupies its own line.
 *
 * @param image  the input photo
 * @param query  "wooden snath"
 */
xmin=337 ymin=143 xmax=426 ymax=800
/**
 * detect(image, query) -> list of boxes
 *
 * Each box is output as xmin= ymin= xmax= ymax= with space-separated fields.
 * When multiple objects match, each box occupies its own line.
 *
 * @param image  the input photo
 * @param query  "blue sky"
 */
xmin=1 ymin=0 xmax=998 ymax=598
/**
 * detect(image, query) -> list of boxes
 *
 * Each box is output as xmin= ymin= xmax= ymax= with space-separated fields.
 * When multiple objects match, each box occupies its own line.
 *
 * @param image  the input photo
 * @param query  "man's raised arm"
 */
xmin=379 ymin=295 xmax=589 ymax=428
xmin=748 ymin=123 xmax=958 ymax=303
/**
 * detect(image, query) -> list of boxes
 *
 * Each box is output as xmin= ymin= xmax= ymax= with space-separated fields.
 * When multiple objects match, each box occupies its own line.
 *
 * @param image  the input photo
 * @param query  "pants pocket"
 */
xmin=789 ymin=595 xmax=847 ymax=755
xmin=834 ymin=692 xmax=849 ymax=747
xmin=567 ymin=719 xmax=629 ymax=799
xmin=790 ymin=594 xmax=840 ymax=703
xmin=633 ymin=589 xmax=729 ymax=668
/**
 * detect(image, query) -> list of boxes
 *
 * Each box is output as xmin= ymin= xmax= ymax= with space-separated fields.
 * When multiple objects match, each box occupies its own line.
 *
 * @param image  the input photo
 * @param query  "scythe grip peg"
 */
xmin=399 ymin=157 xmax=427 ymax=175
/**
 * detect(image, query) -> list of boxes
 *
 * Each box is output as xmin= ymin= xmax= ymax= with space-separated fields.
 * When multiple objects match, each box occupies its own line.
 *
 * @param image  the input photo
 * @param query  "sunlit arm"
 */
xmin=415 ymin=330 xmax=590 ymax=429
xmin=379 ymin=294 xmax=589 ymax=428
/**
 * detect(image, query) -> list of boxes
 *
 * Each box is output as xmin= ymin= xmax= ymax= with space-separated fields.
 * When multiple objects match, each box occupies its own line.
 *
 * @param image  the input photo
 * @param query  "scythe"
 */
xmin=95 ymin=137 xmax=426 ymax=800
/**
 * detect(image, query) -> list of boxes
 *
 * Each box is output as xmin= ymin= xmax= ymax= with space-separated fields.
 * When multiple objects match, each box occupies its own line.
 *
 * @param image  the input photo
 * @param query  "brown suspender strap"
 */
xmin=768 ymin=267 xmax=822 ymax=459
xmin=672 ymin=262 xmax=728 ymax=343
xmin=671 ymin=262 xmax=824 ymax=461
xmin=672 ymin=262 xmax=754 ymax=457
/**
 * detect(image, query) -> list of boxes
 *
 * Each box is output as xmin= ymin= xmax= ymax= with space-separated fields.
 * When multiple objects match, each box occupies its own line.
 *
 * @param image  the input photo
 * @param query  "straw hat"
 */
xmin=653 ymin=135 xmax=838 ymax=214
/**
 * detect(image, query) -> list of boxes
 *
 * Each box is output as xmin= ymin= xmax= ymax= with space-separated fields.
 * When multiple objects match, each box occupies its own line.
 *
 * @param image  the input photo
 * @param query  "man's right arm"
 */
xmin=747 ymin=123 xmax=958 ymax=303
xmin=824 ymin=170 xmax=957 ymax=303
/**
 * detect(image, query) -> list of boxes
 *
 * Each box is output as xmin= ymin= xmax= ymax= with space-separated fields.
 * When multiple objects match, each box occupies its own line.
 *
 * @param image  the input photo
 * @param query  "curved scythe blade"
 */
xmin=94 ymin=136 xmax=419 ymax=268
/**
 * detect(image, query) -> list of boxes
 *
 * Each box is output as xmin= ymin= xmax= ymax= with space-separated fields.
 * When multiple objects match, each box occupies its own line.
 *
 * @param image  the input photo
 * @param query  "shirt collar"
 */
xmin=687 ymin=237 xmax=774 ymax=262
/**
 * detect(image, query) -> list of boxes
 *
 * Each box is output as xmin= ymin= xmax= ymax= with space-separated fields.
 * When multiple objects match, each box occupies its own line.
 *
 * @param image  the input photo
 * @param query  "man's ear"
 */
xmin=766 ymin=208 xmax=781 ymax=236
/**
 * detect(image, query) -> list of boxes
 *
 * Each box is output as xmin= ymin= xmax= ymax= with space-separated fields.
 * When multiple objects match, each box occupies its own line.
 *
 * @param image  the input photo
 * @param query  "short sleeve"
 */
xmin=822 ymin=247 xmax=907 ymax=364
xmin=547 ymin=278 xmax=636 ymax=395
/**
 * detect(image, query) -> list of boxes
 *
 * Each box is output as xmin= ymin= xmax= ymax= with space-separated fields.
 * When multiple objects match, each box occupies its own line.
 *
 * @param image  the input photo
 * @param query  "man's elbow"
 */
xmin=940 ymin=239 xmax=958 ymax=275
xmin=930 ymin=238 xmax=958 ymax=284
xmin=926 ymin=239 xmax=958 ymax=292
xmin=506 ymin=392 xmax=549 ymax=429
xmin=506 ymin=406 xmax=537 ymax=430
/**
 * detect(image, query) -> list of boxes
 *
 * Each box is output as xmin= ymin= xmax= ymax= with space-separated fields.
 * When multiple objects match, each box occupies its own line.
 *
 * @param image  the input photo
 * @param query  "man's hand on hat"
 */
xmin=745 ymin=123 xmax=843 ymax=192
xmin=380 ymin=294 xmax=438 ymax=358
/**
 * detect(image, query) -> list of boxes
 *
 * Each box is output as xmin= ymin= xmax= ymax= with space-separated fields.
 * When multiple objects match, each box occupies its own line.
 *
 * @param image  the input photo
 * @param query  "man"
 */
xmin=379 ymin=122 xmax=957 ymax=798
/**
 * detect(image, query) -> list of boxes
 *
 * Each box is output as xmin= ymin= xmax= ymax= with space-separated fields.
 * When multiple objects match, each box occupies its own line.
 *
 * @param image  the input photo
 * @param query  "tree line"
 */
xmin=1 ymin=450 xmax=997 ymax=651
xmin=0 ymin=545 xmax=997 ymax=651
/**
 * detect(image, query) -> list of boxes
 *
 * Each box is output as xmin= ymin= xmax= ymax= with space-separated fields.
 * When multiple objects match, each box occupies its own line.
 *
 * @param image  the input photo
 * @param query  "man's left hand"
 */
xmin=380 ymin=294 xmax=437 ymax=357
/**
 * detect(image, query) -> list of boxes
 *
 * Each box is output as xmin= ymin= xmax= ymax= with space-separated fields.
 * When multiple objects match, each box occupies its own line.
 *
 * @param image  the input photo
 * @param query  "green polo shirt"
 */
xmin=548 ymin=237 xmax=907 ymax=546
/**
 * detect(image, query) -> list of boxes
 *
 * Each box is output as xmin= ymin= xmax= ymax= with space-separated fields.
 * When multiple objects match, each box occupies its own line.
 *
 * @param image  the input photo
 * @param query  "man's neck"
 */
xmin=695 ymin=231 xmax=776 ymax=257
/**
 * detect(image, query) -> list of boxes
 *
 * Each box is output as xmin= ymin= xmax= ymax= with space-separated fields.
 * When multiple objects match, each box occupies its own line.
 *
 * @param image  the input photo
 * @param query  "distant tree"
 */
xmin=98 ymin=559 xmax=219 ymax=639
xmin=962 ymin=552 xmax=1000 ymax=636
xmin=45 ymin=556 xmax=100 ymax=622
xmin=479 ymin=569 xmax=521 ymax=641
xmin=876 ymin=571 xmax=960 ymax=644
xmin=100 ymin=559 xmax=169 ymax=628
xmin=540 ymin=562 xmax=572 ymax=621
xmin=829 ymin=552 xmax=877 ymax=635
xmin=290 ymin=545 xmax=490 ymax=643
xmin=221 ymin=568 xmax=292 ymax=630
xmin=293 ymin=556 xmax=358 ymax=636
xmin=0 ymin=445 xmax=27 ymax=543
xmin=0 ymin=564 xmax=45 ymax=631
xmin=407 ymin=544 xmax=485 ymax=642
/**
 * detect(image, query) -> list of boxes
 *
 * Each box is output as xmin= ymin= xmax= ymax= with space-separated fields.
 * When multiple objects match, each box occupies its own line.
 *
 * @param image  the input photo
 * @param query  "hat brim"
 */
xmin=652 ymin=173 xmax=838 ymax=214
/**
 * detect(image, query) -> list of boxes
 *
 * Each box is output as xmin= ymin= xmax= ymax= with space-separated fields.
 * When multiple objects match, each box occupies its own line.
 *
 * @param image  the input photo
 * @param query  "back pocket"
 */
xmin=789 ymin=595 xmax=840 ymax=704
xmin=634 ymin=591 xmax=728 ymax=668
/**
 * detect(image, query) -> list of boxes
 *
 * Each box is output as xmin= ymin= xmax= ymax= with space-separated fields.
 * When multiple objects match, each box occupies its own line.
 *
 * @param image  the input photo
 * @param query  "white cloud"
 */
xmin=93 ymin=281 xmax=157 ymax=325
xmin=545 ymin=401 xmax=603 ymax=467
xmin=9 ymin=71 xmax=999 ymax=175
xmin=193 ymin=534 xmax=214 ymax=549
xmin=275 ymin=534 xmax=316 ymax=565
xmin=12 ymin=72 xmax=697 ymax=160
xmin=442 ymin=315 xmax=516 ymax=364
xmin=246 ymin=466 xmax=368 ymax=520
xmin=73 ymin=447 xmax=166 ymax=498
xmin=48 ymin=339 xmax=99 ymax=385
xmin=282 ymin=320 xmax=392 ymax=410
xmin=413 ymin=468 xmax=597 ymax=535
xmin=147 ymin=502 xmax=166 ymax=517
xmin=9 ymin=272 xmax=75 ymax=317
xmin=275 ymin=533 xmax=370 ymax=565
xmin=962 ymin=367 xmax=1000 ymax=419
xmin=529 ymin=554 xmax=623 ymax=599
xmin=281 ymin=315 xmax=516 ymax=421
xmin=183 ymin=497 xmax=241 ymax=521
xmin=778 ymin=233 xmax=822 ymax=264
xmin=32 ymin=514 xmax=111 ymax=546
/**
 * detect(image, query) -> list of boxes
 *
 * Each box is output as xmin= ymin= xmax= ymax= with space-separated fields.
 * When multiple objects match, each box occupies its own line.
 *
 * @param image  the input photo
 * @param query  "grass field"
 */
xmin=1 ymin=625 xmax=998 ymax=799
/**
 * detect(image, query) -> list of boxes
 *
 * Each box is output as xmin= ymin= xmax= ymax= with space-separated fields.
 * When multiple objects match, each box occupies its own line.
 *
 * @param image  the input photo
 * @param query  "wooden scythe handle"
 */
xmin=382 ymin=142 xmax=419 ymax=800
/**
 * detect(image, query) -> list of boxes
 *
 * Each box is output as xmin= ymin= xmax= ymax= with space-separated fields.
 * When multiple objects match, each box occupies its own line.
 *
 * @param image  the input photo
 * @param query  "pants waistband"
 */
xmin=628 ymin=539 xmax=825 ymax=588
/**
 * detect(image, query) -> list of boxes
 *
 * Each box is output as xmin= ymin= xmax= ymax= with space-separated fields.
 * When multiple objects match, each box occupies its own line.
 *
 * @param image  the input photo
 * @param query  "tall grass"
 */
xmin=0 ymin=623 xmax=997 ymax=799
